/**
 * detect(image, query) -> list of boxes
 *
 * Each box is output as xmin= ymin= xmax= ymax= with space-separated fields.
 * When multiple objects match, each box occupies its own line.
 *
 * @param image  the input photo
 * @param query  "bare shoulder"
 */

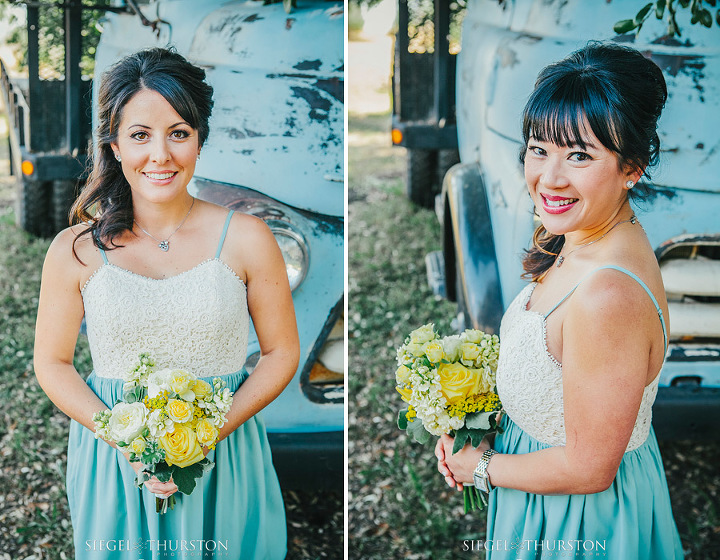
xmin=214 ymin=208 xmax=279 ymax=281
xmin=568 ymin=267 xmax=660 ymax=333
xmin=44 ymin=224 xmax=104 ymax=282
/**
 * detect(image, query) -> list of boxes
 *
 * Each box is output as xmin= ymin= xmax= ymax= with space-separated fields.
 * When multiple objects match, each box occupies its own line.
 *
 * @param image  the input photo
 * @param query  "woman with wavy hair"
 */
xmin=436 ymin=42 xmax=683 ymax=559
xmin=34 ymin=47 xmax=298 ymax=559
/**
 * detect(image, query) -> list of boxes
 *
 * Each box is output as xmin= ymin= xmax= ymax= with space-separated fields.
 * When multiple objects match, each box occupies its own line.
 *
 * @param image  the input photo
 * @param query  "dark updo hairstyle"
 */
xmin=71 ymin=47 xmax=214 ymax=259
xmin=521 ymin=41 xmax=668 ymax=281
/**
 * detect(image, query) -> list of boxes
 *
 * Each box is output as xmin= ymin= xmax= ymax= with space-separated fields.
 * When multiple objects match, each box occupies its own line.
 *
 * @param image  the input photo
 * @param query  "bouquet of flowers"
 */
xmin=93 ymin=354 xmax=233 ymax=513
xmin=395 ymin=323 xmax=503 ymax=512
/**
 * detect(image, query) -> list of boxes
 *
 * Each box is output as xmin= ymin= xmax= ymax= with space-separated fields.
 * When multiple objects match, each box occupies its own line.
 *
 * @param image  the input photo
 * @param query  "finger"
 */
xmin=444 ymin=475 xmax=456 ymax=488
xmin=434 ymin=438 xmax=445 ymax=461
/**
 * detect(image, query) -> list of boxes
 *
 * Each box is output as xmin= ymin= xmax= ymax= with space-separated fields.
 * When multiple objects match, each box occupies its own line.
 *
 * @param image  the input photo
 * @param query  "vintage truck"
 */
xmin=1 ymin=0 xmax=344 ymax=486
xmin=393 ymin=0 xmax=720 ymax=438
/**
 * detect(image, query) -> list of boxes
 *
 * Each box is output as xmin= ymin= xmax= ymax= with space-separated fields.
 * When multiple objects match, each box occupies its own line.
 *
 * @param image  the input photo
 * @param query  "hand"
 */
xmin=435 ymin=434 xmax=491 ymax=491
xmin=124 ymin=452 xmax=178 ymax=499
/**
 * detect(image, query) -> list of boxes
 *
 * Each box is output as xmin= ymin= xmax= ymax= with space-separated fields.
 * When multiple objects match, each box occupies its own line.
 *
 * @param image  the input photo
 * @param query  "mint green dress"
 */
xmin=66 ymin=211 xmax=286 ymax=559
xmin=487 ymin=266 xmax=683 ymax=559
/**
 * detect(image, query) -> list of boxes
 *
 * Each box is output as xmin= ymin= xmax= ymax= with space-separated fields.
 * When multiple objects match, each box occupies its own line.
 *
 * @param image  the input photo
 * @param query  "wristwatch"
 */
xmin=473 ymin=449 xmax=498 ymax=493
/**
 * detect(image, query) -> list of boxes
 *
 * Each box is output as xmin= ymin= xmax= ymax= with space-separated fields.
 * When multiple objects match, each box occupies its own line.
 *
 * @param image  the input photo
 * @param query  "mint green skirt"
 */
xmin=67 ymin=370 xmax=286 ymax=560
xmin=486 ymin=416 xmax=683 ymax=560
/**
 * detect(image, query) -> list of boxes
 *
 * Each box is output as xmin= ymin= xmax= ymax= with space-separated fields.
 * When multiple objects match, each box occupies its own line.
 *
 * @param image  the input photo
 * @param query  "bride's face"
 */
xmin=524 ymin=123 xmax=636 ymax=236
xmin=111 ymin=88 xmax=200 ymax=205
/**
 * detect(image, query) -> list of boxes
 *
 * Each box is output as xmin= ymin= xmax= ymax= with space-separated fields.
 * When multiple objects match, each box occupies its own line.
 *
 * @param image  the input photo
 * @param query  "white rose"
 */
xmin=108 ymin=402 xmax=147 ymax=443
xmin=147 ymin=368 xmax=173 ymax=398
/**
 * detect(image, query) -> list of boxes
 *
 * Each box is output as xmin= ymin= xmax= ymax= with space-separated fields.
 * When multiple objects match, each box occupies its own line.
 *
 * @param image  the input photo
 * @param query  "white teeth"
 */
xmin=145 ymin=172 xmax=175 ymax=180
xmin=545 ymin=197 xmax=578 ymax=207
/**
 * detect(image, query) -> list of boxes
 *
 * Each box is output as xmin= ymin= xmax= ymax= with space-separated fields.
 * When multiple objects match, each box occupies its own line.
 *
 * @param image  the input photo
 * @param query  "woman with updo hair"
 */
xmin=34 ymin=47 xmax=298 ymax=559
xmin=436 ymin=42 xmax=684 ymax=559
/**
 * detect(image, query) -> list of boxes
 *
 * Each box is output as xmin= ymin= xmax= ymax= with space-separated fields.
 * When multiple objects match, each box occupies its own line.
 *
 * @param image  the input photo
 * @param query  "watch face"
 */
xmin=474 ymin=473 xmax=489 ymax=493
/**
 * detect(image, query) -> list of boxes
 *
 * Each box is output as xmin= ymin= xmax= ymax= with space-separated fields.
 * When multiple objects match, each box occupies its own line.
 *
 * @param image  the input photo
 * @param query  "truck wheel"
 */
xmin=17 ymin=179 xmax=53 ymax=238
xmin=406 ymin=148 xmax=438 ymax=208
xmin=53 ymin=179 xmax=78 ymax=233
xmin=437 ymin=149 xmax=460 ymax=186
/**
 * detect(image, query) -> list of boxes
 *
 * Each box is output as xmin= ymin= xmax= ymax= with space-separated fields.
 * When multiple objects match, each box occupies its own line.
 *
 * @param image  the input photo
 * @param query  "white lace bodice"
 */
xmin=496 ymin=283 xmax=660 ymax=453
xmin=81 ymin=259 xmax=249 ymax=380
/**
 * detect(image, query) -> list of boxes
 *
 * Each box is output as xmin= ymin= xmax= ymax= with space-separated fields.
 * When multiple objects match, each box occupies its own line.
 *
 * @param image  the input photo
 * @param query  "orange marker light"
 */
xmin=391 ymin=128 xmax=403 ymax=145
xmin=21 ymin=160 xmax=34 ymax=176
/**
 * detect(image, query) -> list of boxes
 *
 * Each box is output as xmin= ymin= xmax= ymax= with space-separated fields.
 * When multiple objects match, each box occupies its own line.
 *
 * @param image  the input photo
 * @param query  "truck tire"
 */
xmin=406 ymin=148 xmax=438 ymax=208
xmin=17 ymin=179 xmax=53 ymax=238
xmin=53 ymin=179 xmax=78 ymax=233
xmin=437 ymin=149 xmax=460 ymax=186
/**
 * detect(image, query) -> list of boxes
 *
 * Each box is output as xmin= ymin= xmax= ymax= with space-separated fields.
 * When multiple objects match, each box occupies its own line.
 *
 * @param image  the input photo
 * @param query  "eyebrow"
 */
xmin=127 ymin=121 xmax=190 ymax=130
xmin=529 ymin=136 xmax=599 ymax=150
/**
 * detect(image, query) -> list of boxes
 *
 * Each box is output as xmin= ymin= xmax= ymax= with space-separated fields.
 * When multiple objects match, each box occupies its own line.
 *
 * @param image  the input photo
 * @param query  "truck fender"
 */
xmin=442 ymin=162 xmax=503 ymax=334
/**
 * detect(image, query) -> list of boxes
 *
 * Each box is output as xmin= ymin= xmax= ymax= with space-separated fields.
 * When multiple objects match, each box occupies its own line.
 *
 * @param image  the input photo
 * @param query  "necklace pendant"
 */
xmin=158 ymin=240 xmax=170 ymax=252
xmin=556 ymin=256 xmax=564 ymax=268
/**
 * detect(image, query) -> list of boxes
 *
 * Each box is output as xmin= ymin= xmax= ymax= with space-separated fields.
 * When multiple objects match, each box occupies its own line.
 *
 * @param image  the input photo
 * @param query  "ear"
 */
xmin=110 ymin=142 xmax=119 ymax=159
xmin=623 ymin=165 xmax=644 ymax=189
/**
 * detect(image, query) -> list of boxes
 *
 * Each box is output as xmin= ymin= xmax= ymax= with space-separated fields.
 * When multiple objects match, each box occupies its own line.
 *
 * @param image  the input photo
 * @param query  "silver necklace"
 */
xmin=134 ymin=198 xmax=195 ymax=252
xmin=556 ymin=215 xmax=637 ymax=267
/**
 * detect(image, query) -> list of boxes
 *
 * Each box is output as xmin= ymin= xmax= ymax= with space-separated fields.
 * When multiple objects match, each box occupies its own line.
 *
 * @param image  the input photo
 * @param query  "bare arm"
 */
xmin=215 ymin=214 xmax=300 ymax=442
xmin=440 ymin=271 xmax=656 ymax=495
xmin=34 ymin=228 xmax=110 ymax=431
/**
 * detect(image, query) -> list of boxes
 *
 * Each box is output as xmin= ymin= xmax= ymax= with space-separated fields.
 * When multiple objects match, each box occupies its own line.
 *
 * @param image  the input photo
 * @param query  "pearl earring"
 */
xmin=626 ymin=180 xmax=634 ymax=189
xmin=115 ymin=154 xmax=121 ymax=162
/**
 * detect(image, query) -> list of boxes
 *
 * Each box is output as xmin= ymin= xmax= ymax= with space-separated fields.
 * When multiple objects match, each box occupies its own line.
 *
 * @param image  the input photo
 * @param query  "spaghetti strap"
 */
xmin=545 ymin=265 xmax=668 ymax=354
xmin=98 ymin=248 xmax=109 ymax=265
xmin=215 ymin=210 xmax=235 ymax=259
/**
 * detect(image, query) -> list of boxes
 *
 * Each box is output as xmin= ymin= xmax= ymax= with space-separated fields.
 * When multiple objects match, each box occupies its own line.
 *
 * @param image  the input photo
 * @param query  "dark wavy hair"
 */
xmin=70 ymin=47 xmax=214 ymax=260
xmin=521 ymin=41 xmax=668 ymax=281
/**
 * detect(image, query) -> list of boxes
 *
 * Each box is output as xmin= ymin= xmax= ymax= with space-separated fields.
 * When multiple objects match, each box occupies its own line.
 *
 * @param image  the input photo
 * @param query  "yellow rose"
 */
xmin=192 ymin=379 xmax=213 ymax=400
xmin=195 ymin=418 xmax=219 ymax=447
xmin=130 ymin=436 xmax=146 ymax=455
xmin=409 ymin=323 xmax=435 ymax=344
xmin=169 ymin=370 xmax=196 ymax=400
xmin=396 ymin=385 xmax=413 ymax=403
xmin=166 ymin=398 xmax=194 ymax=423
xmin=159 ymin=425 xmax=205 ymax=468
xmin=461 ymin=343 xmax=481 ymax=362
xmin=405 ymin=343 xmax=425 ymax=358
xmin=424 ymin=341 xmax=444 ymax=363
xmin=395 ymin=365 xmax=412 ymax=384
xmin=437 ymin=362 xmax=482 ymax=405
xmin=464 ymin=329 xmax=484 ymax=344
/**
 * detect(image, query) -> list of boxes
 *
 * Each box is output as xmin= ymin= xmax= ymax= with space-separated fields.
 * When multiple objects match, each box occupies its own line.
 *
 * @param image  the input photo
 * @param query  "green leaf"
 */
xmin=134 ymin=470 xmax=152 ymax=488
xmin=656 ymin=0 xmax=667 ymax=19
xmin=634 ymin=2 xmax=654 ymax=24
xmin=613 ymin=19 xmax=638 ymax=34
xmin=716 ymin=8 xmax=720 ymax=25
xmin=469 ymin=429 xmax=486 ymax=448
xmin=679 ymin=0 xmax=690 ymax=7
xmin=171 ymin=460 xmax=209 ymax=495
xmin=465 ymin=411 xmax=492 ymax=430
xmin=152 ymin=462 xmax=174 ymax=483
xmin=452 ymin=427 xmax=470 ymax=454
xmin=406 ymin=417 xmax=432 ymax=445
xmin=397 ymin=409 xmax=408 ymax=430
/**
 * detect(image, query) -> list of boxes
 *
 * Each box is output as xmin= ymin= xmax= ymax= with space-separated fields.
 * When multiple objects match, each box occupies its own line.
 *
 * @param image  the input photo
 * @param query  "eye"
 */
xmin=171 ymin=129 xmax=191 ymax=139
xmin=528 ymin=145 xmax=546 ymax=157
xmin=569 ymin=151 xmax=592 ymax=162
xmin=131 ymin=131 xmax=148 ymax=141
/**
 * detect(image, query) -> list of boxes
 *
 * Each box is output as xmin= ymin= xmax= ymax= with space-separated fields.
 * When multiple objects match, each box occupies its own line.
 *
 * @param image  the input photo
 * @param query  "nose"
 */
xmin=538 ymin=157 xmax=569 ymax=190
xmin=150 ymin=138 xmax=171 ymax=164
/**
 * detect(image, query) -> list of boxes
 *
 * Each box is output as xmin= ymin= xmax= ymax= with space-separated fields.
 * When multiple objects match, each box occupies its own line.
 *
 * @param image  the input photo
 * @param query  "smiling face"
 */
xmin=524 ymin=120 xmax=638 ymax=238
xmin=111 ymin=88 xmax=200 ymax=205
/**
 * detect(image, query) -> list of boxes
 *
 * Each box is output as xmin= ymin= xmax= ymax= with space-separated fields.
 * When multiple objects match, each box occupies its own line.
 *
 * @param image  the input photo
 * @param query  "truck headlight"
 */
xmin=270 ymin=227 xmax=309 ymax=292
